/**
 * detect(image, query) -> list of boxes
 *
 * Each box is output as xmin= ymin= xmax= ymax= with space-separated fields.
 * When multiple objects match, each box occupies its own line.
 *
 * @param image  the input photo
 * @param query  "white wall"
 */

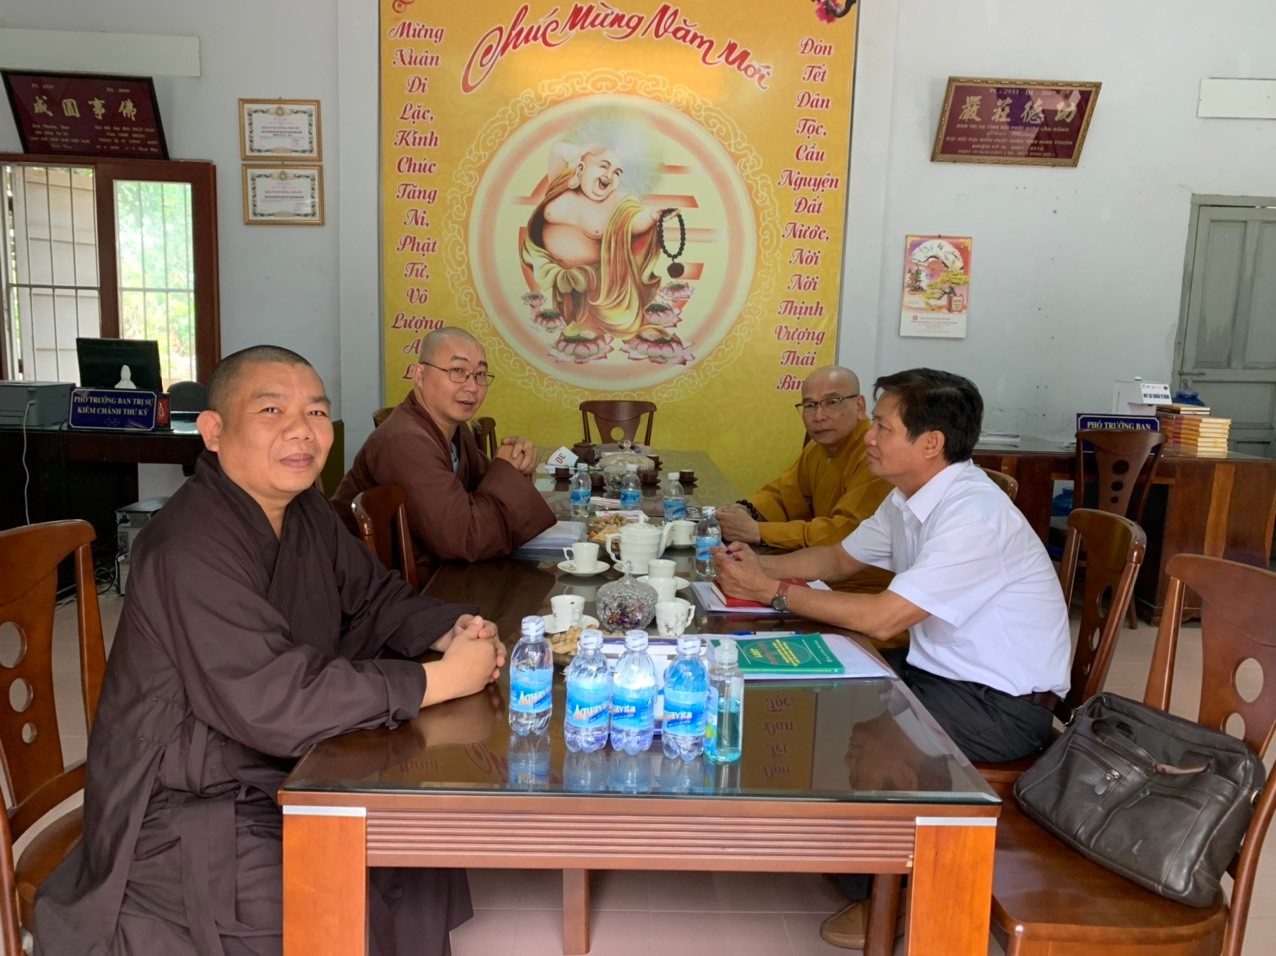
xmin=5 ymin=0 xmax=1275 ymax=455
xmin=840 ymin=0 xmax=1276 ymax=438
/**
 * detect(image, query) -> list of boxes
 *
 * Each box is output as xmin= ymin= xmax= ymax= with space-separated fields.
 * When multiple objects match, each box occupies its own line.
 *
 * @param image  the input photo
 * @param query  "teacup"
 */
xmin=679 ymin=469 xmax=696 ymax=484
xmin=550 ymin=594 xmax=585 ymax=632
xmin=655 ymin=599 xmax=695 ymax=639
xmin=667 ymin=519 xmax=696 ymax=547
xmin=649 ymin=577 xmax=679 ymax=603
xmin=647 ymin=558 xmax=676 ymax=580
xmin=564 ymin=541 xmax=602 ymax=572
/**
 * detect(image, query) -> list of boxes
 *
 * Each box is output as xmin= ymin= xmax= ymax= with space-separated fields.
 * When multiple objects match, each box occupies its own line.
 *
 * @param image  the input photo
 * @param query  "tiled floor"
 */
xmin=34 ymin=594 xmax=1276 ymax=955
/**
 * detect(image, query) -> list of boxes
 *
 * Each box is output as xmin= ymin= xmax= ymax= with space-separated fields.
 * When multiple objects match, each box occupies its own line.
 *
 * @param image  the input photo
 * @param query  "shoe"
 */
xmin=819 ymin=896 xmax=907 ymax=950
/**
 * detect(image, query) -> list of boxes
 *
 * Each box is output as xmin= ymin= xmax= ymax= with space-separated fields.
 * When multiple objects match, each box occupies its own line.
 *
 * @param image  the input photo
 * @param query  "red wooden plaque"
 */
xmin=932 ymin=77 xmax=1100 ymax=167
xmin=2 ymin=70 xmax=168 ymax=159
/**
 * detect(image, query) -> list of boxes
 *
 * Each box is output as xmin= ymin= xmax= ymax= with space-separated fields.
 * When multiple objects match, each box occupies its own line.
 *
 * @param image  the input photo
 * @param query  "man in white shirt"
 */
xmin=713 ymin=367 xmax=1071 ymax=948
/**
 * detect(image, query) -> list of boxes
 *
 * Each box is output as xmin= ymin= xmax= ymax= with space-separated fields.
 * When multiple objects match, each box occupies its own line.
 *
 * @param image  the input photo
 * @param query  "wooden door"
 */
xmin=1175 ymin=200 xmax=1276 ymax=458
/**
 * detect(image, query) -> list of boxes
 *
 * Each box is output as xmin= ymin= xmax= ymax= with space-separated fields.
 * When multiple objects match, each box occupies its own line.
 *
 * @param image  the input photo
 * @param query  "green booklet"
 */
xmin=726 ymin=633 xmax=845 ymax=676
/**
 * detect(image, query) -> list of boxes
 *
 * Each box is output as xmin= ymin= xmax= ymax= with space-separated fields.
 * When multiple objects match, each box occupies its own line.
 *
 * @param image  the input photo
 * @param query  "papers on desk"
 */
xmin=692 ymin=580 xmax=830 ymax=614
xmin=512 ymin=520 xmax=585 ymax=555
xmin=978 ymin=431 xmax=1021 ymax=445
xmin=710 ymin=632 xmax=894 ymax=681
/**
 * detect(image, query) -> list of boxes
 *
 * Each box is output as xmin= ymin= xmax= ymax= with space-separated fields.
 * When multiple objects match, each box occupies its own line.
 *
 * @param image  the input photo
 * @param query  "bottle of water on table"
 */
xmin=662 ymin=635 xmax=708 ymax=760
xmin=610 ymin=629 xmax=657 ymax=754
xmin=663 ymin=472 xmax=686 ymax=522
xmin=695 ymin=505 xmax=722 ymax=580
xmin=508 ymin=615 xmax=552 ymax=736
xmin=705 ymin=638 xmax=744 ymax=764
xmin=619 ymin=463 xmax=641 ymax=510
xmin=570 ymin=462 xmax=592 ymax=520
xmin=565 ymin=628 xmax=611 ymax=753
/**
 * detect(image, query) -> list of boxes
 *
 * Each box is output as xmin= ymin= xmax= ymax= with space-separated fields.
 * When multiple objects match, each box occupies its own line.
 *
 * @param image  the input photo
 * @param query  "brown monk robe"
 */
xmin=36 ymin=347 xmax=501 ymax=956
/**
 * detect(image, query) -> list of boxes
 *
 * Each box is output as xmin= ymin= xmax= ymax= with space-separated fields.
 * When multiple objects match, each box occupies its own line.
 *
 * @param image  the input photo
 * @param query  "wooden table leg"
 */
xmin=283 ymin=807 xmax=367 ymax=956
xmin=909 ymin=817 xmax=996 ymax=956
xmin=865 ymin=873 xmax=903 ymax=956
xmin=562 ymin=869 xmax=591 ymax=955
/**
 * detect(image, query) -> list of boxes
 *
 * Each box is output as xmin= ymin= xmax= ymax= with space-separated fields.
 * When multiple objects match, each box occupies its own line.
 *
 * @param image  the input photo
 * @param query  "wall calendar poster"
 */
xmin=379 ymin=1 xmax=859 ymax=490
xmin=899 ymin=236 xmax=972 ymax=339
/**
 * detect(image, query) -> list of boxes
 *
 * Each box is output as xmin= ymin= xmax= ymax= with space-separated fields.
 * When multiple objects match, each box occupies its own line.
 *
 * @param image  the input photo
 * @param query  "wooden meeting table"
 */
xmin=280 ymin=490 xmax=1001 ymax=956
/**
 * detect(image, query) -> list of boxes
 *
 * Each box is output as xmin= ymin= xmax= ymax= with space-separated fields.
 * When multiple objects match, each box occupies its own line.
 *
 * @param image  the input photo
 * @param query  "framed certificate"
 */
xmin=242 ymin=164 xmax=324 ymax=225
xmin=932 ymin=78 xmax=1100 ymax=167
xmin=238 ymin=98 xmax=322 ymax=160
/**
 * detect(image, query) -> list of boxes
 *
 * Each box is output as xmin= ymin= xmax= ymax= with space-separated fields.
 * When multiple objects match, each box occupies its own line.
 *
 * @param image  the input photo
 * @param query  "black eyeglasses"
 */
xmin=421 ymin=362 xmax=495 ymax=386
xmin=795 ymin=394 xmax=857 ymax=415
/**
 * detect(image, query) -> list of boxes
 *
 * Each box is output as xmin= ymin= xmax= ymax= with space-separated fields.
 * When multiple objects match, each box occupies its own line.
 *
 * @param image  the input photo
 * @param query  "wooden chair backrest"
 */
xmin=1075 ymin=428 xmax=1165 ymax=524
xmin=980 ymin=467 xmax=1019 ymax=501
xmin=579 ymin=400 xmax=656 ymax=446
xmin=372 ymin=406 xmax=394 ymax=428
xmin=1144 ymin=554 xmax=1276 ymax=956
xmin=0 ymin=520 xmax=105 ymax=953
xmin=472 ymin=416 xmax=497 ymax=458
xmin=1057 ymin=509 xmax=1146 ymax=709
xmin=352 ymin=485 xmax=419 ymax=590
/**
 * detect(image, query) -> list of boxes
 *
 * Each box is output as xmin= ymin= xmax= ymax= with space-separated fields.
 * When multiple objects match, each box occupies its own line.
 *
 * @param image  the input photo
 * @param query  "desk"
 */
xmin=973 ymin=438 xmax=1276 ymax=623
xmin=280 ymin=552 xmax=1001 ymax=956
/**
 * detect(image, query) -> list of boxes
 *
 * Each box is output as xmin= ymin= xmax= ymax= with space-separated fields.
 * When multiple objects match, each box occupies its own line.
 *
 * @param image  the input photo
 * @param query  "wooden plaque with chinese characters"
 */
xmin=931 ymin=77 xmax=1099 ymax=167
xmin=2 ymin=70 xmax=168 ymax=159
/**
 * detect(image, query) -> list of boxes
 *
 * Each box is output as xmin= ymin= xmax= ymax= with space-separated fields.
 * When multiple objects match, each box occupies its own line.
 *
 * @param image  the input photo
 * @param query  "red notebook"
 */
xmin=710 ymin=578 xmax=810 ymax=609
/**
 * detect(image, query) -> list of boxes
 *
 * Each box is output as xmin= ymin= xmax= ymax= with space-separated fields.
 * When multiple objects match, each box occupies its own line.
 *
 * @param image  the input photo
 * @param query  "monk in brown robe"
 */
xmin=332 ymin=328 xmax=554 ymax=579
xmin=35 ymin=345 xmax=504 ymax=956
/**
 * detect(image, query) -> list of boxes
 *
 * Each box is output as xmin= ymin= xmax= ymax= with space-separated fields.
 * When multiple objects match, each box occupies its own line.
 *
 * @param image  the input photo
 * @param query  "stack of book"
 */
xmin=1157 ymin=406 xmax=1231 ymax=458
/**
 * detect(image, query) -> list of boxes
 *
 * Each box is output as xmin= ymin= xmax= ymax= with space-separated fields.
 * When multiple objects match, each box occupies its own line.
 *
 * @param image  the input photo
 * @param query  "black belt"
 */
xmin=1019 ymin=690 xmax=1073 ymax=724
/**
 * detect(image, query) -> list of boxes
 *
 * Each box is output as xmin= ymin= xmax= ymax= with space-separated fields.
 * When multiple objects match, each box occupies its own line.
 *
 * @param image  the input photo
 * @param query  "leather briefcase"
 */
xmin=1013 ymin=692 xmax=1266 ymax=907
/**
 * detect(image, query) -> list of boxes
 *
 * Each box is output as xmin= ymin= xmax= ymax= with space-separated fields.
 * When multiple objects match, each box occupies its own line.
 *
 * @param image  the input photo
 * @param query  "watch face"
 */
xmin=771 ymin=594 xmax=788 ymax=612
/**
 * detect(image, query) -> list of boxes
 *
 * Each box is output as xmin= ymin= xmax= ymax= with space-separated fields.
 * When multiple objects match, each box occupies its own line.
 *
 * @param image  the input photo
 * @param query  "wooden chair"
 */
xmin=0 ymin=520 xmax=106 ymax=953
xmin=579 ymin=400 xmax=656 ymax=446
xmin=372 ymin=406 xmax=394 ymax=428
xmin=989 ymin=553 xmax=1276 ymax=956
xmin=1075 ymin=428 xmax=1165 ymax=627
xmin=981 ymin=467 xmax=1019 ymax=501
xmin=975 ymin=508 xmax=1146 ymax=785
xmin=472 ymin=416 xmax=497 ymax=458
xmin=352 ymin=485 xmax=420 ymax=590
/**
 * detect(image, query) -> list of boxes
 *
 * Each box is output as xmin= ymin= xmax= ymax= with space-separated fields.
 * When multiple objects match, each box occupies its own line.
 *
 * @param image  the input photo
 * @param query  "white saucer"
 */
xmin=558 ymin=559 xmax=607 ymax=577
xmin=638 ymin=574 xmax=691 ymax=591
xmin=541 ymin=614 xmax=599 ymax=634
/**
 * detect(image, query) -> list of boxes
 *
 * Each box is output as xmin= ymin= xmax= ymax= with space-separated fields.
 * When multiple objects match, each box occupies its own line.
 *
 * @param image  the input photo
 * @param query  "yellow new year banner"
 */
xmin=380 ymin=0 xmax=857 ymax=492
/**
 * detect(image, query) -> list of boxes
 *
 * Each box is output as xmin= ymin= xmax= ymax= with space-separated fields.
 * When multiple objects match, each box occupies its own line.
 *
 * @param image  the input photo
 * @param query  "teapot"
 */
xmin=602 ymin=520 xmax=672 ymax=570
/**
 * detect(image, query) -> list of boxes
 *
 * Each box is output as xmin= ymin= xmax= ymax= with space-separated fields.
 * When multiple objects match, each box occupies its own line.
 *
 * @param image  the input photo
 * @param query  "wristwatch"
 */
xmin=770 ymin=580 xmax=791 ymax=613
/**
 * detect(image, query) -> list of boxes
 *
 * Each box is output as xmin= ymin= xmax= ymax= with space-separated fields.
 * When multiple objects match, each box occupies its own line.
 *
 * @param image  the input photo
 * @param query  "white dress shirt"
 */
xmin=843 ymin=460 xmax=1070 ymax=697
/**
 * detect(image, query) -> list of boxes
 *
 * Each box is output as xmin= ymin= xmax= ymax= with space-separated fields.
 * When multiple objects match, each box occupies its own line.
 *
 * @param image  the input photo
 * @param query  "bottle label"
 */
xmin=611 ymin=685 xmax=655 ymax=731
xmin=570 ymin=487 xmax=591 ymax=509
xmin=620 ymin=489 xmax=640 ymax=508
xmin=566 ymin=681 xmax=611 ymax=729
xmin=695 ymin=534 xmax=721 ymax=564
xmin=663 ymin=686 xmax=706 ymax=736
xmin=663 ymin=498 xmax=686 ymax=521
xmin=704 ymin=685 xmax=720 ymax=749
xmin=509 ymin=668 xmax=553 ymax=713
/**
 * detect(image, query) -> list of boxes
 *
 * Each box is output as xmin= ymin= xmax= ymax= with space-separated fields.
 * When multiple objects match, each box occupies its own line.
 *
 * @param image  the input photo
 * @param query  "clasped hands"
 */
xmin=494 ymin=435 xmax=539 ymax=477
xmin=423 ymin=614 xmax=506 ymax=707
xmin=714 ymin=503 xmax=761 ymax=544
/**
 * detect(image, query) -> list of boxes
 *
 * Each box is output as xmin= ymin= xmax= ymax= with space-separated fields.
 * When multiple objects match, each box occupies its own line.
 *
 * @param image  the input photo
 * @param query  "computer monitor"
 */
xmin=75 ymin=338 xmax=163 ymax=392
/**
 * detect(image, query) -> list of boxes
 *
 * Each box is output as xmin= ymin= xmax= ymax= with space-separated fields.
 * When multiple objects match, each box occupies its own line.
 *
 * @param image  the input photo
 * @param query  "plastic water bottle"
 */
xmin=619 ymin=463 xmax=641 ymax=510
xmin=507 ymin=731 xmax=550 ymax=790
xmin=610 ymin=629 xmax=657 ymax=754
xmin=508 ymin=615 xmax=552 ymax=735
xmin=705 ymin=638 xmax=744 ymax=764
xmin=570 ymin=462 xmax=592 ymax=519
xmin=565 ymin=629 xmax=612 ymax=753
xmin=663 ymin=472 xmax=686 ymax=522
xmin=695 ymin=506 xmax=722 ymax=580
xmin=662 ymin=635 xmax=708 ymax=760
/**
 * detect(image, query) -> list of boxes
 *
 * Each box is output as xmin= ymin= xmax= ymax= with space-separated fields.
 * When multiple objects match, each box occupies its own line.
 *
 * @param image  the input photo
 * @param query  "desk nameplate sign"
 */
xmin=69 ymin=389 xmax=158 ymax=431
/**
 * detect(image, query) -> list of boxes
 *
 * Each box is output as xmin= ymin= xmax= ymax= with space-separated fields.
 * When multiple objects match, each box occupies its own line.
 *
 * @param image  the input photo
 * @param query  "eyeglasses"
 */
xmin=795 ymin=394 xmax=857 ymax=415
xmin=421 ymin=362 xmax=495 ymax=386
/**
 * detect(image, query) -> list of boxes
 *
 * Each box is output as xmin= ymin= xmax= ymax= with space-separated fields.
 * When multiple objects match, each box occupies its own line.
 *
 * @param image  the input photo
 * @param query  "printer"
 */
xmin=0 ymin=381 xmax=74 ymax=426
